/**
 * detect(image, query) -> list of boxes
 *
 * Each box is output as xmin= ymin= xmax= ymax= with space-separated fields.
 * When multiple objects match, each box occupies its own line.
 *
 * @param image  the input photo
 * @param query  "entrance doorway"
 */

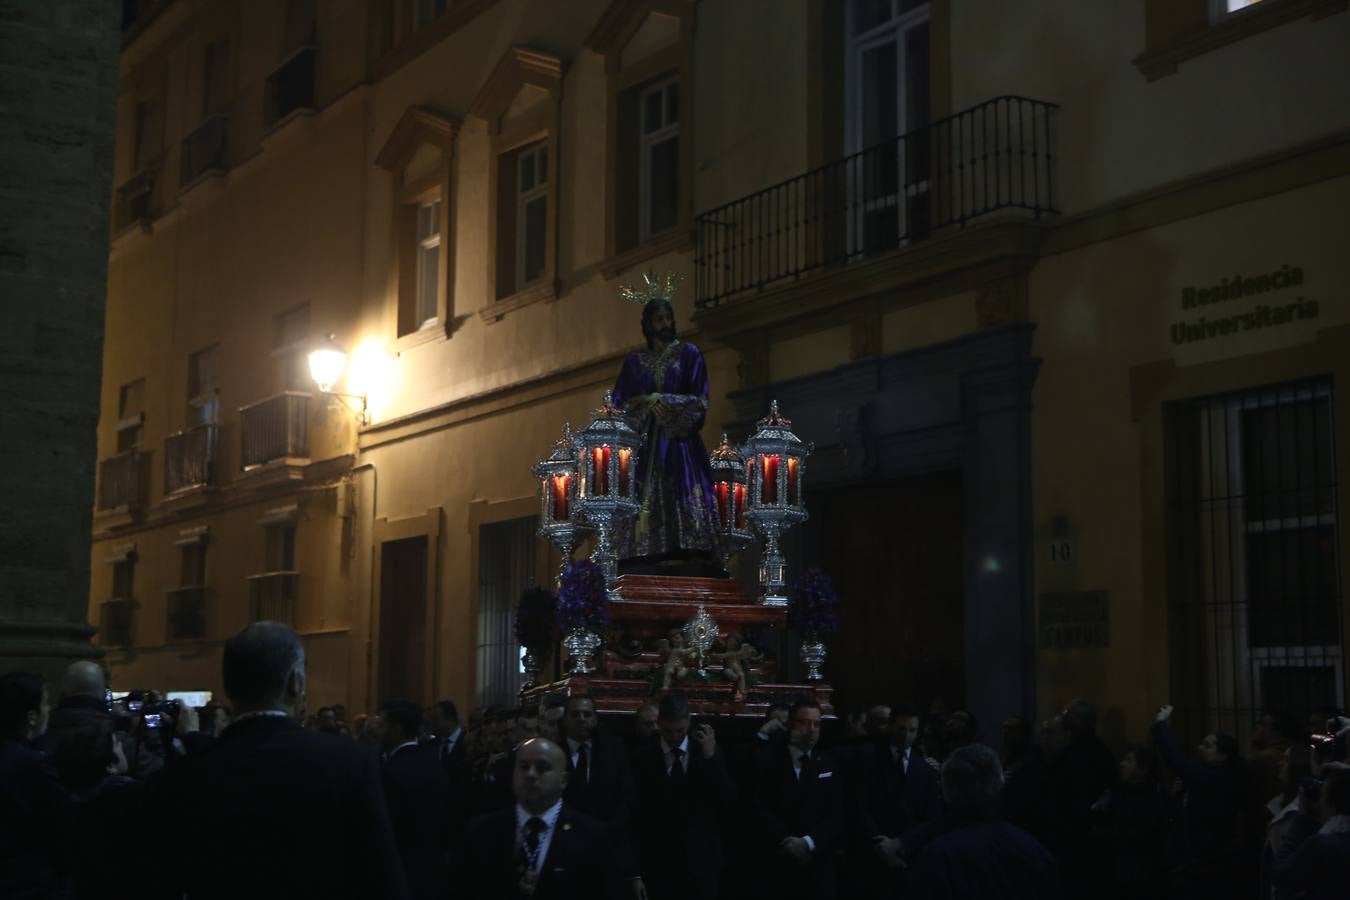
xmin=802 ymin=468 xmax=963 ymax=713
xmin=378 ymin=536 xmax=429 ymax=702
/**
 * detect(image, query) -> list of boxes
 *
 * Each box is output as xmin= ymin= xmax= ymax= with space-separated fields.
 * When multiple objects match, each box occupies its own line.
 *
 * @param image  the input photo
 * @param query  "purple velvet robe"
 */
xmin=611 ymin=340 xmax=720 ymax=560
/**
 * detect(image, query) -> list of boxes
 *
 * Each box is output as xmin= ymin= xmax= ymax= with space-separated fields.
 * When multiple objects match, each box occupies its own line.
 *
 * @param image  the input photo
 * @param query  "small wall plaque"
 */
xmin=1039 ymin=590 xmax=1109 ymax=649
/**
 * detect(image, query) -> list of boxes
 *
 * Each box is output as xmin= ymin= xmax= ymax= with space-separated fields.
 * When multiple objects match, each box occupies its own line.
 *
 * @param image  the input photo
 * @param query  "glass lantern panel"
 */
xmin=760 ymin=454 xmax=781 ymax=504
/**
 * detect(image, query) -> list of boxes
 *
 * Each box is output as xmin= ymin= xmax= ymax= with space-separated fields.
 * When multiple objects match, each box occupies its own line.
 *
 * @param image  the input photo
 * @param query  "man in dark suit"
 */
xmin=848 ymin=705 xmax=943 ymax=898
xmin=905 ymin=743 xmax=1060 ymax=900
xmin=0 ymin=671 xmax=66 ymax=899
xmin=745 ymin=697 xmax=842 ymax=900
xmin=561 ymin=696 xmax=640 ymax=887
xmin=463 ymin=736 xmax=621 ymax=900
xmin=376 ymin=698 xmax=457 ymax=900
xmin=147 ymin=621 xmax=408 ymax=900
xmin=426 ymin=699 xmax=469 ymax=778
xmin=631 ymin=693 xmax=736 ymax=900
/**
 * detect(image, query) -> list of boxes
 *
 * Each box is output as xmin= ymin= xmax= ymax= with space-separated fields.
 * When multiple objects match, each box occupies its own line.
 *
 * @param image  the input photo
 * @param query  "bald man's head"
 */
xmin=513 ymin=736 xmax=567 ymax=813
xmin=62 ymin=661 xmax=106 ymax=699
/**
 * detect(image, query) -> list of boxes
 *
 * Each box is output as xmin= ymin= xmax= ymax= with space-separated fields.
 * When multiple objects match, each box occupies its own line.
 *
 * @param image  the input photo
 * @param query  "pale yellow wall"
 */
xmin=1030 ymin=173 xmax=1350 ymax=743
xmin=769 ymin=325 xmax=852 ymax=383
xmin=951 ymin=1 xmax=1350 ymax=213
xmin=692 ymin=0 xmax=813 ymax=211
xmin=102 ymin=99 xmax=368 ymax=496
xmin=88 ymin=486 xmax=359 ymax=709
xmin=881 ymin=291 xmax=978 ymax=355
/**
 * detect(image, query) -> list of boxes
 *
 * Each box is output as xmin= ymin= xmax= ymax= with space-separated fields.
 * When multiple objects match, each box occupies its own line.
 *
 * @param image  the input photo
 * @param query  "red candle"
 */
xmin=592 ymin=446 xmax=610 ymax=495
xmin=550 ymin=474 xmax=570 ymax=520
xmin=761 ymin=455 xmax=779 ymax=504
xmin=714 ymin=482 xmax=731 ymax=528
xmin=618 ymin=449 xmax=631 ymax=497
xmin=787 ymin=458 xmax=799 ymax=505
xmin=734 ymin=483 xmax=747 ymax=528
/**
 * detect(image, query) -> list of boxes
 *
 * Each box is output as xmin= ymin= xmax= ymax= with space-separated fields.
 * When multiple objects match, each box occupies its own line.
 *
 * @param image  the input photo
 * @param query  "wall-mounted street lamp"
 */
xmin=308 ymin=334 xmax=369 ymax=426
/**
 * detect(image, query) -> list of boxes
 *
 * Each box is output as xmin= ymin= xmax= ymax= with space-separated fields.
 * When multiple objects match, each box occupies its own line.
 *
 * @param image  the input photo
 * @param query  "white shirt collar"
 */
xmin=566 ymin=736 xmax=591 ymax=754
xmin=1321 ymin=814 xmax=1350 ymax=836
xmin=516 ymin=799 xmax=564 ymax=828
xmin=1267 ymin=794 xmax=1300 ymax=820
xmin=444 ymin=727 xmax=462 ymax=748
xmin=660 ymin=735 xmax=689 ymax=757
xmin=514 ymin=800 xmax=564 ymax=876
xmin=388 ymin=739 xmax=420 ymax=759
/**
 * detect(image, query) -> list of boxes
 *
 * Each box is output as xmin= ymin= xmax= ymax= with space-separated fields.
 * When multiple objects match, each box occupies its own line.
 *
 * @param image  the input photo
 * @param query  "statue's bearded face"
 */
xmin=642 ymin=299 xmax=677 ymax=347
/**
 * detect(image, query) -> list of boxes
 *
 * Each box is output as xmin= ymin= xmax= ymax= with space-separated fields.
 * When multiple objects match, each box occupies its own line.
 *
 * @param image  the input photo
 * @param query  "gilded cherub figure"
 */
xmin=710 ymin=632 xmax=761 ymax=697
xmin=657 ymin=629 xmax=692 ymax=691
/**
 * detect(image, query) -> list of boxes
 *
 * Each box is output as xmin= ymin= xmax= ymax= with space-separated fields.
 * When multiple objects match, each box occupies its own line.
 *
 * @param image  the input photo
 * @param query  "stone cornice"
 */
xmin=375 ymin=105 xmax=460 ymax=172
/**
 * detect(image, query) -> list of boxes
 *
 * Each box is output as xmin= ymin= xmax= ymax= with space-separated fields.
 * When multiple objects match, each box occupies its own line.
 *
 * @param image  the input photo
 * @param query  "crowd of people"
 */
xmin=3 ymin=621 xmax=1349 ymax=899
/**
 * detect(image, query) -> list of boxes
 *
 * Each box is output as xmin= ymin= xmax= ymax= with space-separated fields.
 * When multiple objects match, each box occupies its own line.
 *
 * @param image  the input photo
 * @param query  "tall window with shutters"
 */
xmin=638 ymin=77 xmax=679 ymax=243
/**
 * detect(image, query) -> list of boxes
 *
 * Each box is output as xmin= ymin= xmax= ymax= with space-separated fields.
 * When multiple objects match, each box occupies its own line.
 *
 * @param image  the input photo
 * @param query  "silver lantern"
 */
xmin=744 ymin=401 xmax=810 ymax=607
xmin=572 ymin=391 xmax=641 ymax=600
xmin=708 ymin=434 xmax=753 ymax=571
xmin=534 ymin=422 xmax=592 ymax=586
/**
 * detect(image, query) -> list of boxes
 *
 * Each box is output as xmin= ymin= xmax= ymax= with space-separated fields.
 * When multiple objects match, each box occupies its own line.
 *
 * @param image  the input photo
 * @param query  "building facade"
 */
xmin=93 ymin=0 xmax=1350 ymax=747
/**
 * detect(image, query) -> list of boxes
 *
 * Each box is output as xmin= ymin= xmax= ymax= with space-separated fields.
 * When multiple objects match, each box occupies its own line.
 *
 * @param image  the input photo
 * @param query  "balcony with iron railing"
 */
xmin=180 ymin=113 xmax=228 ymax=188
xmin=97 ymin=450 xmax=149 ymax=511
xmin=247 ymin=572 xmax=298 ymax=626
xmin=240 ymin=392 xmax=309 ymax=470
xmin=113 ymin=161 xmax=159 ymax=233
xmin=694 ymin=96 xmax=1059 ymax=310
xmin=164 ymin=424 xmax=217 ymax=494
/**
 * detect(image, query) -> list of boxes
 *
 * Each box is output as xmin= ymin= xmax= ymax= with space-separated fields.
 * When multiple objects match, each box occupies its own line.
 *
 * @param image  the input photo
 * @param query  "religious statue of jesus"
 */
xmin=611 ymin=273 xmax=721 ymax=572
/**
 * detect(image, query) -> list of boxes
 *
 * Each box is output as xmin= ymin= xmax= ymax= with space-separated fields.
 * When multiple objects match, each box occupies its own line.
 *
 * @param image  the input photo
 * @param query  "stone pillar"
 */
xmin=0 ymin=1 xmax=120 ymax=683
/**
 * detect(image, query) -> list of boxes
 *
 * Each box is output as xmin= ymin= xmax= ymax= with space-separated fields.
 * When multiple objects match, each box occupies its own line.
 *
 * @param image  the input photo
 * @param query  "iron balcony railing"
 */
xmin=180 ymin=113 xmax=228 ymax=187
xmin=97 ymin=450 xmax=148 ymax=511
xmin=167 ymin=586 xmax=207 ymax=641
xmin=164 ymin=424 xmax=217 ymax=494
xmin=247 ymin=572 xmax=298 ymax=626
xmin=113 ymin=162 xmax=158 ymax=232
xmin=240 ymin=392 xmax=309 ymax=469
xmin=694 ymin=95 xmax=1059 ymax=309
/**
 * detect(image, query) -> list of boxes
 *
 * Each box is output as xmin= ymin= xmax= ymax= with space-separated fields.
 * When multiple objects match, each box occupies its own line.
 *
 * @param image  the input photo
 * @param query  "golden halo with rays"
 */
xmin=618 ymin=270 xmax=683 ymax=305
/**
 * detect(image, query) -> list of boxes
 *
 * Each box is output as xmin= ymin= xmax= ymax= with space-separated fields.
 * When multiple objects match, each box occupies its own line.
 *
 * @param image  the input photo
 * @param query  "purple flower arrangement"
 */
xmin=788 ymin=568 xmax=841 ymax=637
xmin=514 ymin=586 xmax=558 ymax=650
xmin=557 ymin=559 xmax=611 ymax=631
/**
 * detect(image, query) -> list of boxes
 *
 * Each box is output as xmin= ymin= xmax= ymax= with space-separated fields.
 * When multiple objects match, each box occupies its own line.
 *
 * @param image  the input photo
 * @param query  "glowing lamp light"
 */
xmin=308 ymin=335 xmax=348 ymax=393
xmin=308 ymin=334 xmax=368 ymax=426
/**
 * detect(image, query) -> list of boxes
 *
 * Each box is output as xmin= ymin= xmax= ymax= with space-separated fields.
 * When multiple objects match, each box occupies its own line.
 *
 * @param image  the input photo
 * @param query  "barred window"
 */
xmin=1165 ymin=378 xmax=1343 ymax=748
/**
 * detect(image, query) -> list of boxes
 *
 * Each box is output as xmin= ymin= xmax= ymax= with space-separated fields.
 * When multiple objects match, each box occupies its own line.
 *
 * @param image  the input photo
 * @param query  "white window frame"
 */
xmin=1209 ymin=0 xmax=1267 ymax=22
xmin=187 ymin=345 xmax=220 ymax=428
xmin=638 ymin=76 xmax=680 ymax=243
xmin=1195 ymin=383 xmax=1344 ymax=742
xmin=117 ymin=379 xmax=146 ymax=451
xmin=514 ymin=142 xmax=549 ymax=292
xmin=414 ymin=198 xmax=441 ymax=329
xmin=843 ymin=0 xmax=930 ymax=253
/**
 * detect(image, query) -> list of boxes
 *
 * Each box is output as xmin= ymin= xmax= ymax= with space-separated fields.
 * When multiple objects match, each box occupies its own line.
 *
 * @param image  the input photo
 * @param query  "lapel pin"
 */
xmin=563 ymin=823 xmax=572 ymax=831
